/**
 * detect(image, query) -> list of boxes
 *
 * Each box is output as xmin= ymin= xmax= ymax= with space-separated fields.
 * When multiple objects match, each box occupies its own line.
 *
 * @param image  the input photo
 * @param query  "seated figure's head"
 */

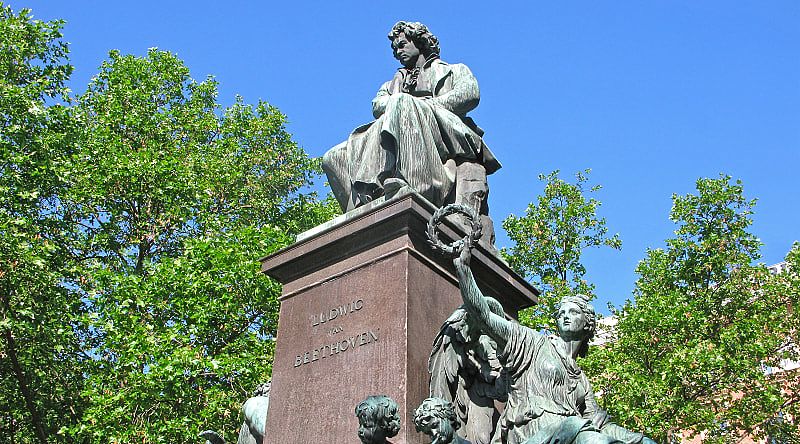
xmin=355 ymin=395 xmax=401 ymax=444
xmin=555 ymin=294 xmax=597 ymax=354
xmin=413 ymin=397 xmax=460 ymax=444
xmin=388 ymin=21 xmax=440 ymax=62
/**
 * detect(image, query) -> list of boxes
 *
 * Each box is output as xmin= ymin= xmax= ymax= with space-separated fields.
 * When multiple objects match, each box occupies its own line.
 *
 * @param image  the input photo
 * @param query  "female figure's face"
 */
xmin=393 ymin=32 xmax=421 ymax=68
xmin=556 ymin=301 xmax=587 ymax=339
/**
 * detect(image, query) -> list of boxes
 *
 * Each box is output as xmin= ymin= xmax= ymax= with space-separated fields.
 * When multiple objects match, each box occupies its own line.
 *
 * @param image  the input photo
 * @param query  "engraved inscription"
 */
xmin=294 ymin=330 xmax=379 ymax=367
xmin=328 ymin=326 xmax=343 ymax=336
xmin=311 ymin=299 xmax=364 ymax=326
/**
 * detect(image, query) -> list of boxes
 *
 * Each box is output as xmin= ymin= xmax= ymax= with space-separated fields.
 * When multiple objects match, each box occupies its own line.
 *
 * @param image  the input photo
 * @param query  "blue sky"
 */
xmin=16 ymin=1 xmax=799 ymax=314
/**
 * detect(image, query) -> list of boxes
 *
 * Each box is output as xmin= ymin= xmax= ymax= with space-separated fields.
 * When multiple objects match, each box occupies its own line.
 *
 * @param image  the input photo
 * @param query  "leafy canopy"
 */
xmin=0 ymin=5 xmax=340 ymax=441
xmin=502 ymin=169 xmax=621 ymax=331
xmin=0 ymin=5 xmax=86 ymax=444
xmin=65 ymin=48 xmax=337 ymax=443
xmin=583 ymin=175 xmax=800 ymax=444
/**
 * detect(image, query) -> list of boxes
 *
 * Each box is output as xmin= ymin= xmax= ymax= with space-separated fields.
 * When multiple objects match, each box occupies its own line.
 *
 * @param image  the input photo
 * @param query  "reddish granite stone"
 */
xmin=260 ymin=192 xmax=537 ymax=443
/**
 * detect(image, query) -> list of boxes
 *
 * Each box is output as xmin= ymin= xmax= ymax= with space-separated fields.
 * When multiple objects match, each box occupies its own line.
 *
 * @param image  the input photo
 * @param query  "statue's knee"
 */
xmin=387 ymin=93 xmax=414 ymax=109
xmin=575 ymin=431 xmax=616 ymax=444
xmin=323 ymin=143 xmax=346 ymax=172
xmin=322 ymin=150 xmax=334 ymax=171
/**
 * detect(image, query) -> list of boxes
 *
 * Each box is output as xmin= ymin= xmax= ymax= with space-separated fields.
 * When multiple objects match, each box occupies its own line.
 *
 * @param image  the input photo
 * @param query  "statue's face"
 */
xmin=416 ymin=410 xmax=454 ymax=444
xmin=415 ymin=411 xmax=439 ymax=437
xmin=357 ymin=416 xmax=386 ymax=444
xmin=557 ymin=301 xmax=587 ymax=338
xmin=393 ymin=32 xmax=421 ymax=68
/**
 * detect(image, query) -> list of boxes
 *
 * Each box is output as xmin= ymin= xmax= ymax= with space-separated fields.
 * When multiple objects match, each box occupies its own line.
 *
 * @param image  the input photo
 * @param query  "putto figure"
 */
xmin=355 ymin=395 xmax=401 ymax=444
xmin=237 ymin=381 xmax=271 ymax=444
xmin=323 ymin=21 xmax=500 ymax=216
xmin=414 ymin=397 xmax=472 ymax=444
xmin=437 ymin=210 xmax=656 ymax=444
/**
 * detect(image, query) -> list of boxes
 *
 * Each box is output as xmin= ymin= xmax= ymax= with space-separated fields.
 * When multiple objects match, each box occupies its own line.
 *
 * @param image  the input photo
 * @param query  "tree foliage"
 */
xmin=0 ymin=5 xmax=87 ymax=443
xmin=502 ymin=169 xmax=621 ymax=331
xmin=0 ymin=4 xmax=340 ymax=441
xmin=583 ymin=175 xmax=800 ymax=443
xmin=76 ymin=227 xmax=292 ymax=442
xmin=66 ymin=48 xmax=322 ymax=274
xmin=63 ymin=49 xmax=337 ymax=443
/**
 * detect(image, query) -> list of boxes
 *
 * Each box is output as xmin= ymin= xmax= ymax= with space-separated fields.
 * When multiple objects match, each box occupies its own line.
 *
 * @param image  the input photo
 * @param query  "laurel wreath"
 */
xmin=426 ymin=203 xmax=483 ymax=257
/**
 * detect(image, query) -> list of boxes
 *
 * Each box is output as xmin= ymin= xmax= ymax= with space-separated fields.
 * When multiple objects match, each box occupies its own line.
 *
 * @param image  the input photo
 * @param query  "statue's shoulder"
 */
xmin=435 ymin=59 xmax=470 ymax=71
xmin=431 ymin=58 xmax=454 ymax=72
xmin=434 ymin=60 xmax=476 ymax=83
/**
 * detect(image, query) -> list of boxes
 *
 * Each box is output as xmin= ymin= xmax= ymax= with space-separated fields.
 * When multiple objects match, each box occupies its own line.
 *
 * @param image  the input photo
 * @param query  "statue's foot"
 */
xmin=355 ymin=193 xmax=374 ymax=207
xmin=353 ymin=182 xmax=383 ymax=207
xmin=383 ymin=178 xmax=411 ymax=200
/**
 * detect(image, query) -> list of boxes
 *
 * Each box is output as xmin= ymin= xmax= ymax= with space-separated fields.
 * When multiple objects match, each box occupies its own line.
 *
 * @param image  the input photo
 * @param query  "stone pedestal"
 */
xmin=260 ymin=192 xmax=537 ymax=443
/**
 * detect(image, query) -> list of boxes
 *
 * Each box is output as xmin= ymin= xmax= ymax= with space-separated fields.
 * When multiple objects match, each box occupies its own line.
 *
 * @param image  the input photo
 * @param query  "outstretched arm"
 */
xmin=453 ymin=241 xmax=512 ymax=349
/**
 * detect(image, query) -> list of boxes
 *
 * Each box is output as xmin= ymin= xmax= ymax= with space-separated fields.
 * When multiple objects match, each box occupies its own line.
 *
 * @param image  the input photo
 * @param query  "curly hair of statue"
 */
xmin=426 ymin=203 xmax=483 ymax=257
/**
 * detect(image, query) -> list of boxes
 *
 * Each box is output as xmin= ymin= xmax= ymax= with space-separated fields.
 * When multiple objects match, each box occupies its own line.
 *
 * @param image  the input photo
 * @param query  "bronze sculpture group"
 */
xmin=444 ymin=222 xmax=655 ymax=444
xmin=355 ymin=211 xmax=657 ymax=443
xmin=203 ymin=20 xmax=659 ymax=444
xmin=355 ymin=395 xmax=469 ymax=444
xmin=342 ymin=21 xmax=656 ymax=443
xmin=428 ymin=296 xmax=507 ymax=444
xmin=354 ymin=215 xmax=656 ymax=443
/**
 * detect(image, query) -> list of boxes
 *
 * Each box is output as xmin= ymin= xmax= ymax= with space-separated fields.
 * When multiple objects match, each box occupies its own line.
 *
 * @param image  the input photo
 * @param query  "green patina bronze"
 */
xmin=414 ymin=397 xmax=472 ymax=444
xmin=323 ymin=21 xmax=499 ymax=246
xmin=355 ymin=395 xmax=401 ymax=444
xmin=428 ymin=205 xmax=658 ymax=444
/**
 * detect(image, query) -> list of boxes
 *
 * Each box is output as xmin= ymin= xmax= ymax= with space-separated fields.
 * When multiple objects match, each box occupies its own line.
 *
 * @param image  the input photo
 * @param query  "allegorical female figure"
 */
xmin=323 ymin=21 xmax=500 ymax=212
xmin=451 ymin=238 xmax=656 ymax=444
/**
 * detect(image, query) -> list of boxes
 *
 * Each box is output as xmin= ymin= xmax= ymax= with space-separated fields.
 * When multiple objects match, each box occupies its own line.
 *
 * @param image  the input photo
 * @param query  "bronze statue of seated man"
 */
xmin=323 ymin=21 xmax=500 ymax=243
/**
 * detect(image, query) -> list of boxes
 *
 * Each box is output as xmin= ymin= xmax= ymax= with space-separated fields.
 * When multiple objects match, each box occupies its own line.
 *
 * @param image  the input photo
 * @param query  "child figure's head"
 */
xmin=355 ymin=395 xmax=401 ymax=444
xmin=413 ymin=397 xmax=460 ymax=444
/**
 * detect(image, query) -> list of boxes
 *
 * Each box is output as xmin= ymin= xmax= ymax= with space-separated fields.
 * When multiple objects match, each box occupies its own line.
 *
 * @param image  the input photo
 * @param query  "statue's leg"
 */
xmin=455 ymin=161 xmax=496 ymax=247
xmin=380 ymin=94 xmax=454 ymax=206
xmin=348 ymin=121 xmax=392 ymax=207
xmin=465 ymin=402 xmax=497 ymax=444
xmin=322 ymin=141 xmax=354 ymax=212
xmin=574 ymin=431 xmax=622 ymax=444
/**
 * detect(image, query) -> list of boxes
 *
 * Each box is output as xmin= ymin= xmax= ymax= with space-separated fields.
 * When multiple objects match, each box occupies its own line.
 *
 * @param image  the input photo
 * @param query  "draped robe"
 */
xmin=323 ymin=57 xmax=500 ymax=211
xmin=495 ymin=325 xmax=649 ymax=444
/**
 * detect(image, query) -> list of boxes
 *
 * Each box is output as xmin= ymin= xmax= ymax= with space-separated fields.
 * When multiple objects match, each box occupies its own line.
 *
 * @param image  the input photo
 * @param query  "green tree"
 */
xmin=502 ymin=169 xmax=621 ymax=331
xmin=758 ymin=244 xmax=800 ymax=443
xmin=0 ymin=5 xmax=87 ymax=443
xmin=583 ymin=176 xmax=800 ymax=443
xmin=62 ymin=49 xmax=337 ymax=442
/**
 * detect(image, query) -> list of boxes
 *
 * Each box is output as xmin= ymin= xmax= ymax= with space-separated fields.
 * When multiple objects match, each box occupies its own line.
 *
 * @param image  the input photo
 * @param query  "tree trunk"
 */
xmin=3 ymin=328 xmax=49 ymax=444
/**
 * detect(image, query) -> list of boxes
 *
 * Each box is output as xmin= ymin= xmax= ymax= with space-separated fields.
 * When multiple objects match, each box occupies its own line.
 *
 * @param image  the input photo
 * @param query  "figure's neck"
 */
xmin=557 ymin=336 xmax=584 ymax=360
xmin=415 ymin=54 xmax=428 ymax=68
xmin=403 ymin=54 xmax=431 ymax=70
xmin=565 ymin=339 xmax=581 ymax=359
